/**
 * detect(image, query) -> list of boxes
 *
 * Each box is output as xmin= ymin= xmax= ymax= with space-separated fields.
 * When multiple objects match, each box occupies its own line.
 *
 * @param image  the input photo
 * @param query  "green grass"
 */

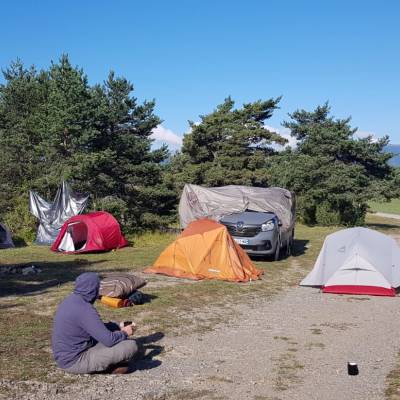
xmin=1 ymin=215 xmax=400 ymax=388
xmin=369 ymin=199 xmax=400 ymax=215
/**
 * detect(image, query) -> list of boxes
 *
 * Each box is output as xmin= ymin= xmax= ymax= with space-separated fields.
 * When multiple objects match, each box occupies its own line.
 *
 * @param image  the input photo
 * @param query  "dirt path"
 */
xmin=9 ymin=284 xmax=400 ymax=400
xmin=374 ymin=212 xmax=400 ymax=220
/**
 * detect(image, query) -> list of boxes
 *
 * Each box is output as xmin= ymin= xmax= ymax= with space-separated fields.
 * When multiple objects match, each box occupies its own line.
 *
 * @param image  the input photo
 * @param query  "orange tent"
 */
xmin=145 ymin=219 xmax=262 ymax=282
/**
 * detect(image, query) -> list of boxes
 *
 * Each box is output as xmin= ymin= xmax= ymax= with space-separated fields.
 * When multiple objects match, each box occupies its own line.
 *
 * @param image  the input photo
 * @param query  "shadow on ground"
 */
xmin=136 ymin=293 xmax=158 ymax=304
xmin=0 ymin=259 xmax=107 ymax=297
xmin=292 ymin=239 xmax=309 ymax=257
xmin=130 ymin=331 xmax=165 ymax=371
xmin=365 ymin=222 xmax=400 ymax=231
xmin=249 ymin=238 xmax=309 ymax=262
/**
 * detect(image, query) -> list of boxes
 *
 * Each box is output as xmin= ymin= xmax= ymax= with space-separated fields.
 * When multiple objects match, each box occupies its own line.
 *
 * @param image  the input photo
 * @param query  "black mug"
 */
xmin=348 ymin=362 xmax=359 ymax=375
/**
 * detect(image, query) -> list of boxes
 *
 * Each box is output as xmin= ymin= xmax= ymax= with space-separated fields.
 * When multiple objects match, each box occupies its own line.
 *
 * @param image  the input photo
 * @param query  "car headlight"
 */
xmin=261 ymin=220 xmax=275 ymax=232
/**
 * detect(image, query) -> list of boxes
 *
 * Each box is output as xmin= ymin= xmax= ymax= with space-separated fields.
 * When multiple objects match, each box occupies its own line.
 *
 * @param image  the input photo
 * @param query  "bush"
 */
xmin=315 ymin=202 xmax=341 ymax=226
xmin=295 ymin=196 xmax=316 ymax=225
xmin=337 ymin=201 xmax=366 ymax=226
xmin=96 ymin=196 xmax=128 ymax=224
xmin=4 ymin=194 xmax=36 ymax=244
xmin=296 ymin=195 xmax=367 ymax=227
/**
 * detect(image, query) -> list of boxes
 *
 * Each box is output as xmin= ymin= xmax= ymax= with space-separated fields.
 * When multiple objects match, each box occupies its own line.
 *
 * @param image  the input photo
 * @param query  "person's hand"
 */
xmin=121 ymin=323 xmax=136 ymax=336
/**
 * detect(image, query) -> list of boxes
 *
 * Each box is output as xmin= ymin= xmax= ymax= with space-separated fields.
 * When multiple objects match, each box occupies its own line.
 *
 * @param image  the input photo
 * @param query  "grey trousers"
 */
xmin=65 ymin=340 xmax=138 ymax=374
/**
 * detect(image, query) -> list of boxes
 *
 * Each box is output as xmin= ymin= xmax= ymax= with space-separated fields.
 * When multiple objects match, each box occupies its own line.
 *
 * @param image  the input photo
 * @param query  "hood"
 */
xmin=220 ymin=211 xmax=276 ymax=225
xmin=73 ymin=272 xmax=100 ymax=303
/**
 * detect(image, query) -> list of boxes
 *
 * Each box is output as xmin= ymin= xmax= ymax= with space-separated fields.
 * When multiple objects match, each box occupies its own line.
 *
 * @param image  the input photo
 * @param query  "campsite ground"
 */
xmin=1 ymin=215 xmax=400 ymax=399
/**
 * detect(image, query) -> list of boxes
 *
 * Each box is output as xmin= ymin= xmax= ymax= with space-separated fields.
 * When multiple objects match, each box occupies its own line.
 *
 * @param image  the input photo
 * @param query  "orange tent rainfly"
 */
xmin=145 ymin=219 xmax=262 ymax=282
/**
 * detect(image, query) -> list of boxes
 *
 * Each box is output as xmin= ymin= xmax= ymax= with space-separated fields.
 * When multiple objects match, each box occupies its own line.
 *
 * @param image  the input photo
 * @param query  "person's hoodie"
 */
xmin=51 ymin=272 xmax=127 ymax=369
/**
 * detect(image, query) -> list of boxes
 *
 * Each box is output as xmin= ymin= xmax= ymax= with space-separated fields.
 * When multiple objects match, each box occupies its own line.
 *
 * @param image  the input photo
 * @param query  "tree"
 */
xmin=0 ymin=55 xmax=176 ymax=239
xmin=167 ymin=97 xmax=286 ymax=191
xmin=269 ymin=103 xmax=396 ymax=225
xmin=0 ymin=60 xmax=50 ymax=236
xmin=63 ymin=69 xmax=177 ymax=230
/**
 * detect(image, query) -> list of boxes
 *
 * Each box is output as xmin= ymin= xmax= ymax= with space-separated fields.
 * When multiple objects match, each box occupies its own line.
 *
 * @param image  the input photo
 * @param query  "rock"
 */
xmin=21 ymin=266 xmax=42 ymax=275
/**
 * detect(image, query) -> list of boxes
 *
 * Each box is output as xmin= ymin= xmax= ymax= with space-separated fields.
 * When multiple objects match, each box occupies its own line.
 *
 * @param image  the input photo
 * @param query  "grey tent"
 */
xmin=29 ymin=181 xmax=89 ymax=245
xmin=300 ymin=227 xmax=400 ymax=296
xmin=178 ymin=184 xmax=296 ymax=231
xmin=0 ymin=223 xmax=14 ymax=249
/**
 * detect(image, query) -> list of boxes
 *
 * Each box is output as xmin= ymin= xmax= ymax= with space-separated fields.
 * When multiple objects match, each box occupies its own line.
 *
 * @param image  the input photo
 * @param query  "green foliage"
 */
xmin=167 ymin=97 xmax=285 ymax=191
xmin=3 ymin=194 xmax=36 ymax=243
xmin=314 ymin=202 xmax=341 ymax=226
xmin=269 ymin=103 xmax=396 ymax=226
xmin=96 ymin=196 xmax=128 ymax=223
xmin=0 ymin=55 xmax=176 ymax=232
xmin=0 ymin=57 xmax=396 ymax=232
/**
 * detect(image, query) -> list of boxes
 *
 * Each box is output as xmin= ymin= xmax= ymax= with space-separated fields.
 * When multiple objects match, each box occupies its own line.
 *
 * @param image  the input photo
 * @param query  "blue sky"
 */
xmin=1 ymin=0 xmax=399 ymax=147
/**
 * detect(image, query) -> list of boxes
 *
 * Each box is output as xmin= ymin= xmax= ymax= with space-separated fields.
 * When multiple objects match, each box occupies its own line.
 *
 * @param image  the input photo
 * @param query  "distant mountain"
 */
xmin=385 ymin=145 xmax=400 ymax=167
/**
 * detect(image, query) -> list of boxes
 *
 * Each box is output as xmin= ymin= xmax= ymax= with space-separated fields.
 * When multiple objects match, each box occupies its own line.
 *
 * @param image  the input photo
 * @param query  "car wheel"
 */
xmin=274 ymin=236 xmax=281 ymax=261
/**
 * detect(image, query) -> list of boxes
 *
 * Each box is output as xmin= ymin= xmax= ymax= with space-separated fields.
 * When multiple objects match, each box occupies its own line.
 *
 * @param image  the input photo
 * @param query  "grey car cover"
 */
xmin=179 ymin=184 xmax=296 ymax=232
xmin=29 ymin=181 xmax=89 ymax=245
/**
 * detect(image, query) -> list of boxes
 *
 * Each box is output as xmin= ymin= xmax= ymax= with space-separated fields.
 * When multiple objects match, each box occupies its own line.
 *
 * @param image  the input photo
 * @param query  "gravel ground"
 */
xmin=4 ymin=284 xmax=400 ymax=400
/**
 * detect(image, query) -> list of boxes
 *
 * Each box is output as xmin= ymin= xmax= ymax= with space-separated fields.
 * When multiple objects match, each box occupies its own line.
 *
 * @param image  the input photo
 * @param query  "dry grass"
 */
xmin=272 ymin=351 xmax=304 ymax=391
xmin=305 ymin=342 xmax=325 ymax=350
xmin=386 ymin=353 xmax=400 ymax=400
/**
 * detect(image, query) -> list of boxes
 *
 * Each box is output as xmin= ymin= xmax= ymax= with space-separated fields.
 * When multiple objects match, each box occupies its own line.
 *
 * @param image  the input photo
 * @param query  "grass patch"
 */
xmin=0 ymin=214 xmax=399 ymax=387
xmin=273 ymin=336 xmax=290 ymax=341
xmin=272 ymin=351 xmax=304 ymax=391
xmin=386 ymin=353 xmax=400 ymax=400
xmin=346 ymin=297 xmax=370 ymax=302
xmin=305 ymin=342 xmax=325 ymax=350
xmin=254 ymin=397 xmax=282 ymax=400
xmin=167 ymin=388 xmax=224 ymax=400
xmin=319 ymin=322 xmax=357 ymax=331
xmin=206 ymin=375 xmax=234 ymax=384
xmin=369 ymin=199 xmax=400 ymax=215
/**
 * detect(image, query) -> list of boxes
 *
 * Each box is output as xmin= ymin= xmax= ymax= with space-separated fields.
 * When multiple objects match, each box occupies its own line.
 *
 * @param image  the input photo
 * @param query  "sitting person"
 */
xmin=52 ymin=272 xmax=137 ymax=374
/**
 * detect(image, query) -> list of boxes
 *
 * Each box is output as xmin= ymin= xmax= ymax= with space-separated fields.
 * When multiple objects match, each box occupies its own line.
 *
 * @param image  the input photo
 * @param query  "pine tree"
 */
xmin=167 ymin=97 xmax=285 ymax=190
xmin=0 ymin=56 xmax=176 ymax=237
xmin=269 ymin=103 xmax=396 ymax=225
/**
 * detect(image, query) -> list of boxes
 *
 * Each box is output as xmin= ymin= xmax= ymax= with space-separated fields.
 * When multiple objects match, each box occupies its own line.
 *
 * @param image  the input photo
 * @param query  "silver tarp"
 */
xmin=29 ymin=181 xmax=89 ymax=245
xmin=179 ymin=184 xmax=296 ymax=231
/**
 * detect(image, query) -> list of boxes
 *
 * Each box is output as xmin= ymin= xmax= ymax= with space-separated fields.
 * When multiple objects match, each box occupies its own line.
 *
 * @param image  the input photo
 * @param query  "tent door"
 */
xmin=58 ymin=231 xmax=75 ymax=252
xmin=58 ymin=221 xmax=88 ymax=252
xmin=324 ymin=254 xmax=392 ymax=289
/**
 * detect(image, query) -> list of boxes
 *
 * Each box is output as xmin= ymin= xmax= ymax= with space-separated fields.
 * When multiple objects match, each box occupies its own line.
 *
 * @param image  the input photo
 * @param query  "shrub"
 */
xmin=4 ymin=194 xmax=36 ymax=244
xmin=315 ymin=202 xmax=341 ymax=226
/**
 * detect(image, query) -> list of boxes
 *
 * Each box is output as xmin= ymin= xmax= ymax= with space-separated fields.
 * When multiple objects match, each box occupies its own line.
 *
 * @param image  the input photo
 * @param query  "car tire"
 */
xmin=287 ymin=229 xmax=295 ymax=256
xmin=286 ymin=238 xmax=292 ymax=256
xmin=274 ymin=236 xmax=281 ymax=261
xmin=291 ymin=229 xmax=295 ymax=253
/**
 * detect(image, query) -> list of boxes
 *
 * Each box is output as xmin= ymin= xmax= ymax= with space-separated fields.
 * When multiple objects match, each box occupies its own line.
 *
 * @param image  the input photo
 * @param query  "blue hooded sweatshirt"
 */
xmin=52 ymin=272 xmax=127 ymax=369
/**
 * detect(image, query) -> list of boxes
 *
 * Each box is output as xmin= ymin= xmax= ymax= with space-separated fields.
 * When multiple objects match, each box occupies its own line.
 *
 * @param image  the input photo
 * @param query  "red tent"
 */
xmin=51 ymin=211 xmax=128 ymax=253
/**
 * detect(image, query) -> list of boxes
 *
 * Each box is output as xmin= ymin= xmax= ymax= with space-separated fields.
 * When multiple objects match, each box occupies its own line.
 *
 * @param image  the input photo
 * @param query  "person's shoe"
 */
xmin=110 ymin=365 xmax=130 ymax=374
xmin=104 ymin=362 xmax=131 ymax=374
